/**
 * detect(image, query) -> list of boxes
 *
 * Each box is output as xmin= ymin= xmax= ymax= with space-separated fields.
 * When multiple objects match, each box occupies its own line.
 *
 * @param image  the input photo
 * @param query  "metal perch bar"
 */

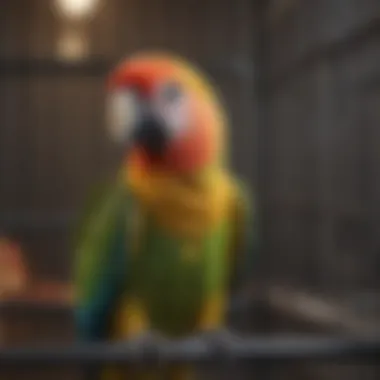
xmin=0 ymin=336 xmax=380 ymax=367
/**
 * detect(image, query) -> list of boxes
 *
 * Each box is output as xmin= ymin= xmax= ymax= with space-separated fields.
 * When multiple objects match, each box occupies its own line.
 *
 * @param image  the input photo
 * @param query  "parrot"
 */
xmin=73 ymin=51 xmax=255 ymax=380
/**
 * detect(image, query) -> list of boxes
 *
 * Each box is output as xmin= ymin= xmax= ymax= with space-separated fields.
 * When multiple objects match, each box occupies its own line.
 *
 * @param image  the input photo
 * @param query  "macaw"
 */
xmin=73 ymin=52 xmax=255 ymax=380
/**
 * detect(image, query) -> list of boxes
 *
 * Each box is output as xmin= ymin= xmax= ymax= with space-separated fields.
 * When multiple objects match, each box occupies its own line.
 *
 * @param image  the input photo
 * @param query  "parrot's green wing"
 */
xmin=230 ymin=182 xmax=258 ymax=289
xmin=73 ymin=177 xmax=130 ymax=341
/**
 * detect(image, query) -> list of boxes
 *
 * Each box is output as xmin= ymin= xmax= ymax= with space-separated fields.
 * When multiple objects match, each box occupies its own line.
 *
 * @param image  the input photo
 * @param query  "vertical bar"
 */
xmin=252 ymin=2 xmax=272 ymax=380
xmin=254 ymin=0 xmax=270 ymax=283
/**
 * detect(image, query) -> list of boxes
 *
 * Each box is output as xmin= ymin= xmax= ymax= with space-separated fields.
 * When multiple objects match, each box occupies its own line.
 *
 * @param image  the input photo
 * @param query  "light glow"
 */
xmin=54 ymin=0 xmax=100 ymax=20
xmin=57 ymin=29 xmax=89 ymax=61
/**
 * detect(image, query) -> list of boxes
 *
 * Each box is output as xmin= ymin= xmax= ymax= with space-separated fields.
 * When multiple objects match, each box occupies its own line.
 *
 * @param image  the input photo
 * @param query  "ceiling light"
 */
xmin=54 ymin=0 xmax=100 ymax=20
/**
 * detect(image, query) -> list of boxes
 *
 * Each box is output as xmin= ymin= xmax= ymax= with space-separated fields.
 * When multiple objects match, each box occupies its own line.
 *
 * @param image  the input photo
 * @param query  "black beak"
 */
xmin=133 ymin=116 xmax=168 ymax=158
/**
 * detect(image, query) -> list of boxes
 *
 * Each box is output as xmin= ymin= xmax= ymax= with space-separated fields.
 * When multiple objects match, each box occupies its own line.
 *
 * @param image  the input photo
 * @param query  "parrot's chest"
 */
xmin=126 ymin=204 xmax=231 ymax=332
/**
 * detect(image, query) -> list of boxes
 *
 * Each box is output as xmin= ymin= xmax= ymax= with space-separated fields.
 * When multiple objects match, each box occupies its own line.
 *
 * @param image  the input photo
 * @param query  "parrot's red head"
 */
xmin=106 ymin=52 xmax=227 ymax=174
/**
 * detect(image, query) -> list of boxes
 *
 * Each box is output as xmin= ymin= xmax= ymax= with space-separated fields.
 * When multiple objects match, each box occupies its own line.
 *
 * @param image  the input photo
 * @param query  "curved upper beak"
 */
xmin=132 ymin=115 xmax=168 ymax=158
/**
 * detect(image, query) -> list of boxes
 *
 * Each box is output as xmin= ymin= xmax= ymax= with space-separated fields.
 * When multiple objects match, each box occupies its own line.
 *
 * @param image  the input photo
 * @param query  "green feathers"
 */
xmin=73 ymin=178 xmax=130 ymax=340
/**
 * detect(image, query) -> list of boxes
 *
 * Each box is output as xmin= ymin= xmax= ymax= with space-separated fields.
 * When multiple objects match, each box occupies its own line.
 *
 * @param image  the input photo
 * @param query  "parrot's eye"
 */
xmin=106 ymin=90 xmax=139 ymax=143
xmin=160 ymin=82 xmax=182 ymax=103
xmin=153 ymin=81 xmax=189 ymax=137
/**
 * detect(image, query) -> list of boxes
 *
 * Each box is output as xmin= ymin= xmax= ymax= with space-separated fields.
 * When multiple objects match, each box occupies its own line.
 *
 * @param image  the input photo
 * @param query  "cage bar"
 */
xmin=0 ymin=335 xmax=379 ymax=367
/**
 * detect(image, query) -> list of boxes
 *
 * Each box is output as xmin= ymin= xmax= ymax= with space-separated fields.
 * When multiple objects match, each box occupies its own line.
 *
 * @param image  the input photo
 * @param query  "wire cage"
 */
xmin=1 ymin=0 xmax=380 ymax=379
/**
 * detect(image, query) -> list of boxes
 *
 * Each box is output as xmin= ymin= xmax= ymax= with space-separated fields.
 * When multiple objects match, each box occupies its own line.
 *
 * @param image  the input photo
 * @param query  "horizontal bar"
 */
xmin=265 ymin=286 xmax=380 ymax=335
xmin=0 ymin=291 xmax=252 ymax=319
xmin=268 ymin=15 xmax=380 ymax=91
xmin=0 ymin=212 xmax=77 ymax=230
xmin=0 ymin=57 xmax=110 ymax=77
xmin=0 ymin=336 xmax=379 ymax=367
xmin=0 ymin=57 xmax=252 ymax=79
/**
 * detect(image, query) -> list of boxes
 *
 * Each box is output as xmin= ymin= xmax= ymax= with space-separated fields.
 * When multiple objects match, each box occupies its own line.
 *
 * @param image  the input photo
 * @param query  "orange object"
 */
xmin=0 ymin=237 xmax=29 ymax=299
xmin=27 ymin=281 xmax=74 ymax=304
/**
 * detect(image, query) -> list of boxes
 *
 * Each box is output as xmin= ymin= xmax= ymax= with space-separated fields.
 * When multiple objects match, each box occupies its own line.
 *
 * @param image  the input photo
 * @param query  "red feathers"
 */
xmin=108 ymin=53 xmax=223 ymax=174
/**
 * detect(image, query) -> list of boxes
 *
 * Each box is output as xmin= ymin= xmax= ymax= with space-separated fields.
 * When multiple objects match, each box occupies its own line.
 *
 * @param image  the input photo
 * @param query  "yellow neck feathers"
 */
xmin=125 ymin=164 xmax=235 ymax=239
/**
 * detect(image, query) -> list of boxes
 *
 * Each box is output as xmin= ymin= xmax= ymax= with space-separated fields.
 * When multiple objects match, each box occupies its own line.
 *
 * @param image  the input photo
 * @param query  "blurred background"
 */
xmin=0 ymin=0 xmax=379 ymax=379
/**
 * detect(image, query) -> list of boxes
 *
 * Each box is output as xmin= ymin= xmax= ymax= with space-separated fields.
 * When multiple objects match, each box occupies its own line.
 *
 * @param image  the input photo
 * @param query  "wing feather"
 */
xmin=73 ymin=179 xmax=130 ymax=340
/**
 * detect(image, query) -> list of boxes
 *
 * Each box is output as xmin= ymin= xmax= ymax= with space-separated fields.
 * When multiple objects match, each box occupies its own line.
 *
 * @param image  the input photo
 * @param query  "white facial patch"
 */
xmin=152 ymin=81 xmax=190 ymax=138
xmin=106 ymin=90 xmax=139 ymax=144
